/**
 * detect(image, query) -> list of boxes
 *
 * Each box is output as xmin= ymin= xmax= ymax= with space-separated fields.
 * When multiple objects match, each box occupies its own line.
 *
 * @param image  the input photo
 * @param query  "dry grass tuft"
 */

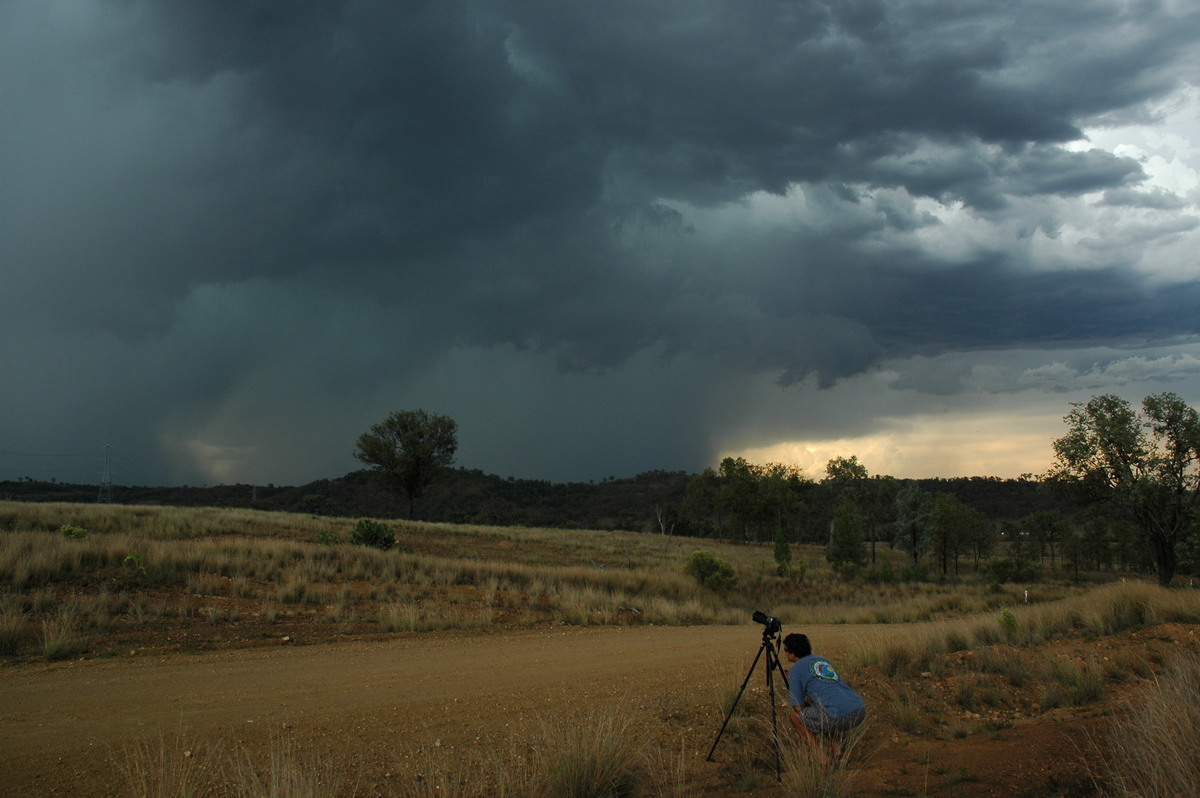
xmin=116 ymin=724 xmax=223 ymax=798
xmin=1100 ymin=647 xmax=1200 ymax=798
xmin=533 ymin=708 xmax=646 ymax=797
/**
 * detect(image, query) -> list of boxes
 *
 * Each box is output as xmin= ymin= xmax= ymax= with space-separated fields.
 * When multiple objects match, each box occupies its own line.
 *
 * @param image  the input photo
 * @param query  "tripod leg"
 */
xmin=705 ymin=643 xmax=766 ymax=762
xmin=766 ymin=647 xmax=784 ymax=781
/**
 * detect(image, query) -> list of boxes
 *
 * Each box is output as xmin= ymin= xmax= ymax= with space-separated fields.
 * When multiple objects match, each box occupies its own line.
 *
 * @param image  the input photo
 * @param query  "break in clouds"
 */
xmin=2 ymin=0 xmax=1200 ymax=486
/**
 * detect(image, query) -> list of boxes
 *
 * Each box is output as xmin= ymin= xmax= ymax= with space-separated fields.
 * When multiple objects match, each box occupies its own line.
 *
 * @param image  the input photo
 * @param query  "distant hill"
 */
xmin=1 ymin=469 xmax=1070 ymax=533
xmin=262 ymin=468 xmax=694 ymax=529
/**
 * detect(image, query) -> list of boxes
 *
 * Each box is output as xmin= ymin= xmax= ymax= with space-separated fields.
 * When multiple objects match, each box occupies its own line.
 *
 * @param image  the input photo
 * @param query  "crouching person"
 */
xmin=783 ymin=633 xmax=866 ymax=760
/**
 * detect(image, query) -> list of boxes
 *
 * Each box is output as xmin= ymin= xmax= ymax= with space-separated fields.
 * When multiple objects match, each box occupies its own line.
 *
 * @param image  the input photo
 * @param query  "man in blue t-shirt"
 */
xmin=783 ymin=632 xmax=866 ymax=759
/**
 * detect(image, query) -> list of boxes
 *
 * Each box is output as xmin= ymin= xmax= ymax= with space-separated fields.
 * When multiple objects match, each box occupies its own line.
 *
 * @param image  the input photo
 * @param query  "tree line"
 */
xmin=662 ymin=453 xmax=1160 ymax=581
xmin=653 ymin=392 xmax=1200 ymax=586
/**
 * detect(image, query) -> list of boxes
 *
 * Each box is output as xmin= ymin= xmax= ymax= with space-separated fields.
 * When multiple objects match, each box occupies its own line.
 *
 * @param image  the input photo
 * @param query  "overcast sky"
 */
xmin=3 ymin=0 xmax=1200 ymax=488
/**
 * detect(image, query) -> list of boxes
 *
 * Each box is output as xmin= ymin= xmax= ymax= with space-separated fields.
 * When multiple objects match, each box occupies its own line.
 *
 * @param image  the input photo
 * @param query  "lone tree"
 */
xmin=1047 ymin=392 xmax=1200 ymax=587
xmin=355 ymin=409 xmax=458 ymax=519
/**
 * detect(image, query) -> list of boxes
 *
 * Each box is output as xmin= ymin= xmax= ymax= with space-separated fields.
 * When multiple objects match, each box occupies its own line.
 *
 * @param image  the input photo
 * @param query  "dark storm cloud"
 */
xmin=3 ymin=0 xmax=1200 ymax=483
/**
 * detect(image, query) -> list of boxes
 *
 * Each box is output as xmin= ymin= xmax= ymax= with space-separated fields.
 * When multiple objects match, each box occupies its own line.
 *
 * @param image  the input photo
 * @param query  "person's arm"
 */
xmin=788 ymin=706 xmax=807 ymax=736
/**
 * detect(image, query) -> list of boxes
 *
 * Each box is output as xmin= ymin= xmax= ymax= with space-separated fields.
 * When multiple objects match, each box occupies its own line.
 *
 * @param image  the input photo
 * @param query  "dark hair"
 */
xmin=783 ymin=633 xmax=811 ymax=658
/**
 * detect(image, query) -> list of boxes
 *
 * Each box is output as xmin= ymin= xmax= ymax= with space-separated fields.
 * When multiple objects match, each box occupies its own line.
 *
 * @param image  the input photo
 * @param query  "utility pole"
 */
xmin=96 ymin=444 xmax=113 ymax=504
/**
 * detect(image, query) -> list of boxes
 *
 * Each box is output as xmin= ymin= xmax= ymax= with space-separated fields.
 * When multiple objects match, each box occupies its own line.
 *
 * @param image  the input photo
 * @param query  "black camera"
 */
xmin=752 ymin=610 xmax=781 ymax=636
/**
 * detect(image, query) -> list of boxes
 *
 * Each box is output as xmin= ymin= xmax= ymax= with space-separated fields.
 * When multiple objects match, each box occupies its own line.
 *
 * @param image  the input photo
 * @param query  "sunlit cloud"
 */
xmin=726 ymin=409 xmax=1063 ymax=481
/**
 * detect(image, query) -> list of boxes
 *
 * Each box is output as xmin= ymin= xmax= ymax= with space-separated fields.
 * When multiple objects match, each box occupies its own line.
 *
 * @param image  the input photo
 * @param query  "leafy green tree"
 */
xmin=1003 ymin=522 xmax=1035 ymax=573
xmin=686 ymin=460 xmax=812 ymax=542
xmin=929 ymin=493 xmax=974 ymax=576
xmin=864 ymin=476 xmax=900 ymax=559
xmin=1177 ymin=517 xmax=1200 ymax=578
xmin=1060 ymin=525 xmax=1087 ymax=581
xmin=827 ymin=501 xmax=867 ymax=571
xmin=967 ymin=510 xmax=997 ymax=571
xmin=824 ymin=455 xmax=867 ymax=559
xmin=824 ymin=456 xmax=867 ymax=512
xmin=1048 ymin=393 xmax=1200 ymax=586
xmin=893 ymin=481 xmax=932 ymax=565
xmin=773 ymin=528 xmax=793 ymax=576
xmin=684 ymin=467 xmax=725 ymax=537
xmin=718 ymin=457 xmax=760 ymax=540
xmin=759 ymin=463 xmax=808 ymax=540
xmin=825 ymin=455 xmax=868 ymax=485
xmin=355 ymin=409 xmax=458 ymax=518
xmin=823 ymin=457 xmax=897 ymax=564
xmin=1022 ymin=510 xmax=1069 ymax=570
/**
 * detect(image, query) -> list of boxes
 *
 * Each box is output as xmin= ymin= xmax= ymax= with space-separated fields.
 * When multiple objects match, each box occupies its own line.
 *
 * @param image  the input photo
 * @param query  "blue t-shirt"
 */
xmin=788 ymin=655 xmax=864 ymax=719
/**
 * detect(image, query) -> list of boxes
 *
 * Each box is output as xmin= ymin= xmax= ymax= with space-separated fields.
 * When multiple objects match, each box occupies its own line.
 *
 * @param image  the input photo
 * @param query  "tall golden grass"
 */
xmin=1100 ymin=647 xmax=1200 ymax=798
xmin=847 ymin=581 xmax=1200 ymax=677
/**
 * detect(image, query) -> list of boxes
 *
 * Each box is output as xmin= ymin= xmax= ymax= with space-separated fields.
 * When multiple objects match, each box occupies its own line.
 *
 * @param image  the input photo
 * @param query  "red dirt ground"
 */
xmin=1 ymin=621 xmax=1186 ymax=797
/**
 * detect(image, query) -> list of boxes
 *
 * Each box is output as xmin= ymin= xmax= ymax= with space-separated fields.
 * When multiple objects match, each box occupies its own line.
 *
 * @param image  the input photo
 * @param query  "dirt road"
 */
xmin=1 ymin=623 xmax=876 ymax=796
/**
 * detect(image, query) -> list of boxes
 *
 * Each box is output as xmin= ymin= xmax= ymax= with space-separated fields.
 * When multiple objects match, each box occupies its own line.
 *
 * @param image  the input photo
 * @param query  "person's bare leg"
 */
xmin=789 ymin=711 xmax=821 ymax=755
xmin=791 ymin=711 xmax=837 ymax=763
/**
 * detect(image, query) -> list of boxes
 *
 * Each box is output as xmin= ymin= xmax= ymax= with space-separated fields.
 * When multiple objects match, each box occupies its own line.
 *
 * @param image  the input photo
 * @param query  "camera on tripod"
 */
xmin=752 ymin=610 xmax=781 ymax=637
xmin=708 ymin=609 xmax=790 ymax=780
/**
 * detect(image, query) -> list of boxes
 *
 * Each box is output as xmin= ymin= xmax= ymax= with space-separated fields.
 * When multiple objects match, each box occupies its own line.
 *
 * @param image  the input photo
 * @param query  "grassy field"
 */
xmin=3 ymin=501 xmax=1200 ymax=796
xmin=0 ymin=501 xmax=1082 ymax=660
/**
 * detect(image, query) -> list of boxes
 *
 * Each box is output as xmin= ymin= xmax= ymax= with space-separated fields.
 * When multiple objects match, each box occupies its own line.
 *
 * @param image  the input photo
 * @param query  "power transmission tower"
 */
xmin=97 ymin=444 xmax=113 ymax=504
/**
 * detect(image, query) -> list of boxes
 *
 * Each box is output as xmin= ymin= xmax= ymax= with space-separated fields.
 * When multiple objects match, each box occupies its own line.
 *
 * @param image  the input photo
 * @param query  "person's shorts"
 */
xmin=798 ymin=705 xmax=866 ymax=735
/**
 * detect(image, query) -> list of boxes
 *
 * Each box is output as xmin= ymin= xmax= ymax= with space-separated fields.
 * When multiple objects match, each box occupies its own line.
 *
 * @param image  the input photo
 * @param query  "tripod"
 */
xmin=706 ymin=625 xmax=791 ymax=780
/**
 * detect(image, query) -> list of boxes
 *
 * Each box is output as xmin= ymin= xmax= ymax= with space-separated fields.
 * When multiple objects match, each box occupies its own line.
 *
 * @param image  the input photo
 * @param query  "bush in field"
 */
xmin=832 ymin=560 xmax=861 ymax=581
xmin=998 ymin=606 xmax=1018 ymax=641
xmin=773 ymin=530 xmax=792 ymax=576
xmin=900 ymin=560 xmax=929 ymax=582
xmin=686 ymin=550 xmax=736 ymax=590
xmin=865 ymin=560 xmax=896 ymax=584
xmin=60 ymin=524 xmax=89 ymax=539
xmin=985 ymin=557 xmax=1041 ymax=584
xmin=350 ymin=518 xmax=395 ymax=550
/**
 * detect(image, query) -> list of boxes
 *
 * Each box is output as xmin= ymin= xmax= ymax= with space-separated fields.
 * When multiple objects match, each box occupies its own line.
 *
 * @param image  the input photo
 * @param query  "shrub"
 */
xmin=685 ymin=550 xmax=736 ymax=591
xmin=831 ymin=560 xmax=861 ymax=581
xmin=998 ymin=607 xmax=1018 ymax=641
xmin=123 ymin=553 xmax=147 ymax=578
xmin=773 ymin=530 xmax=792 ymax=577
xmin=314 ymin=530 xmax=342 ymax=546
xmin=865 ymin=560 xmax=895 ymax=584
xmin=59 ymin=524 xmax=89 ymax=540
xmin=792 ymin=558 xmax=807 ymax=582
xmin=350 ymin=519 xmax=394 ymax=550
xmin=985 ymin=558 xmax=1041 ymax=584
